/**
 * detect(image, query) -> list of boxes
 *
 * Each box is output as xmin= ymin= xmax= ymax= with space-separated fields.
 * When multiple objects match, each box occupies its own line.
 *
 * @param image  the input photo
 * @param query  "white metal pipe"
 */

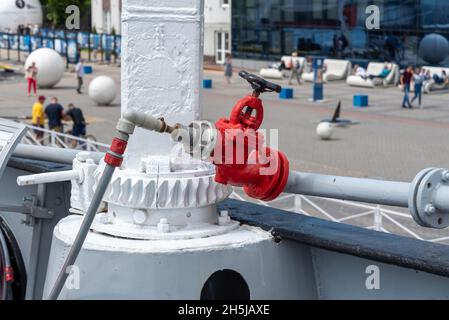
xmin=284 ymin=171 xmax=411 ymax=207
xmin=13 ymin=144 xmax=104 ymax=164
xmin=434 ymin=185 xmax=449 ymax=213
xmin=123 ymin=111 xmax=164 ymax=133
xmin=17 ymin=170 xmax=80 ymax=186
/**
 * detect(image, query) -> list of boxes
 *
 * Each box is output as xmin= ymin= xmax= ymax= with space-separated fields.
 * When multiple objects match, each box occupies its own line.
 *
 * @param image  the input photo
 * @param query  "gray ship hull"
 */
xmin=1 ymin=156 xmax=449 ymax=300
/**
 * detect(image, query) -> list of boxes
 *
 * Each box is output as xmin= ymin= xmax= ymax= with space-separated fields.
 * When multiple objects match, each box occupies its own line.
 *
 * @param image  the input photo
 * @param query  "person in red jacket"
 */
xmin=25 ymin=62 xmax=38 ymax=97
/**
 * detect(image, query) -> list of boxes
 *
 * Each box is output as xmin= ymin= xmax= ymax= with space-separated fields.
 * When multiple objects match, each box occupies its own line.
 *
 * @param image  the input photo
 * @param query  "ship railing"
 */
xmin=22 ymin=125 xmax=110 ymax=152
xmin=230 ymin=191 xmax=449 ymax=245
xmin=16 ymin=124 xmax=449 ymax=245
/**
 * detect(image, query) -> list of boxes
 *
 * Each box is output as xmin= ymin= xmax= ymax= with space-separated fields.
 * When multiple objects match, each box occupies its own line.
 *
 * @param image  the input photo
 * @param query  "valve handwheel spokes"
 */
xmin=229 ymin=95 xmax=264 ymax=130
xmin=240 ymin=107 xmax=258 ymax=128
xmin=239 ymin=70 xmax=282 ymax=95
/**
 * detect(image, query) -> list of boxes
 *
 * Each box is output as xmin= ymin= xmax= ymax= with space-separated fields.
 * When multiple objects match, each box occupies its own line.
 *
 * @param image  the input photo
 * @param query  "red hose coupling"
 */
xmin=110 ymin=137 xmax=128 ymax=155
xmin=104 ymin=138 xmax=128 ymax=167
xmin=5 ymin=266 xmax=14 ymax=283
xmin=213 ymin=95 xmax=290 ymax=201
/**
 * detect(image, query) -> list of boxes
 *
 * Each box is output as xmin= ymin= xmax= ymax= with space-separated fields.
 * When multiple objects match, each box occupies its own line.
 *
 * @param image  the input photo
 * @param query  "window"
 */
xmin=221 ymin=0 xmax=230 ymax=8
xmin=216 ymin=31 xmax=231 ymax=64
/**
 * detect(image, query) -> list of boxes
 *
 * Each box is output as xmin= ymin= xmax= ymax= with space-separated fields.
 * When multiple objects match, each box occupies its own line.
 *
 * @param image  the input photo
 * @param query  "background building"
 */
xmin=232 ymin=0 xmax=449 ymax=68
xmin=204 ymin=0 xmax=232 ymax=64
xmin=90 ymin=0 xmax=232 ymax=64
xmin=91 ymin=0 xmax=121 ymax=34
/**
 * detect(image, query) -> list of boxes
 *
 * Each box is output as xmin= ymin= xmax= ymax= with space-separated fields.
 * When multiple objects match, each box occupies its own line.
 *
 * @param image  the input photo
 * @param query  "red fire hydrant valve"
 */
xmin=213 ymin=94 xmax=290 ymax=201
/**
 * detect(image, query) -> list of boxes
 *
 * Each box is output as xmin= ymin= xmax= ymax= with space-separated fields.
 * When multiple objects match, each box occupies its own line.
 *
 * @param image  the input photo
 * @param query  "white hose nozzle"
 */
xmin=17 ymin=170 xmax=81 ymax=186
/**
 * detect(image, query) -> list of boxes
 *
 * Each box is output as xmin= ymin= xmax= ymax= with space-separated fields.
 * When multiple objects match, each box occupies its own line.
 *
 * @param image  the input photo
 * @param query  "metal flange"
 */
xmin=409 ymin=168 xmax=449 ymax=229
xmin=171 ymin=120 xmax=218 ymax=161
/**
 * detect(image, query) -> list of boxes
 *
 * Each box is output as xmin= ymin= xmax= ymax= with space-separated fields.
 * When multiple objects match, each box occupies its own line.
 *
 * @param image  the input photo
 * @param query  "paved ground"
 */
xmin=0 ymin=60 xmax=121 ymax=144
xmin=1 ymin=60 xmax=448 ymax=182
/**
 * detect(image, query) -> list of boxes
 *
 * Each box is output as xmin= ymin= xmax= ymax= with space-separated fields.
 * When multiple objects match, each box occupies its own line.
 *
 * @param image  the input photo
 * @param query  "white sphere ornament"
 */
xmin=24 ymin=48 xmax=65 ymax=88
xmin=316 ymin=122 xmax=333 ymax=140
xmin=88 ymin=76 xmax=117 ymax=106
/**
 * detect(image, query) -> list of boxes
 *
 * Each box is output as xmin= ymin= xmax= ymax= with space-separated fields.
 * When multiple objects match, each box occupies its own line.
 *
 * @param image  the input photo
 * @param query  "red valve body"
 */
xmin=213 ymin=95 xmax=290 ymax=201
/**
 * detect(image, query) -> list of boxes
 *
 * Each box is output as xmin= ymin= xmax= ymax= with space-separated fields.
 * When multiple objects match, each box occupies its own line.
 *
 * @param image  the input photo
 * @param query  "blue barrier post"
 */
xmin=280 ymin=88 xmax=294 ymax=99
xmin=84 ymin=66 xmax=93 ymax=74
xmin=203 ymin=79 xmax=213 ymax=89
xmin=353 ymin=95 xmax=369 ymax=107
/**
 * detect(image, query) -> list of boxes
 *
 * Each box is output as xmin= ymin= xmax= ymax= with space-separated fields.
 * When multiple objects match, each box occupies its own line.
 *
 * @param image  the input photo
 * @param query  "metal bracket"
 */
xmin=0 ymin=195 xmax=55 ymax=223
xmin=0 ymin=118 xmax=28 ymax=180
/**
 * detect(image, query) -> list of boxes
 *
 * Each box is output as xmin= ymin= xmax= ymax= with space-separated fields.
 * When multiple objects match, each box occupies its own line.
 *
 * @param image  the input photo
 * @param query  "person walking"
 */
xmin=25 ymin=62 xmax=38 ymax=97
xmin=65 ymin=103 xmax=87 ymax=149
xmin=75 ymin=59 xmax=85 ymax=94
xmin=224 ymin=54 xmax=233 ymax=84
xmin=288 ymin=52 xmax=303 ymax=85
xmin=45 ymin=97 xmax=64 ymax=133
xmin=411 ymin=67 xmax=424 ymax=108
xmin=31 ymin=96 xmax=46 ymax=141
xmin=400 ymin=65 xmax=413 ymax=109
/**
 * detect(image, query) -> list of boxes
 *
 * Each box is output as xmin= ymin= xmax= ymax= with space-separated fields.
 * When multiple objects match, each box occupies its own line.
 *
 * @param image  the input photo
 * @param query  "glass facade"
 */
xmin=232 ymin=0 xmax=449 ymax=66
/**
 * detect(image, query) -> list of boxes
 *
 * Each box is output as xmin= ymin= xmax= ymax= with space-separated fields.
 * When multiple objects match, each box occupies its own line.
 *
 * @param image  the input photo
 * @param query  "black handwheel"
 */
xmin=239 ymin=70 xmax=282 ymax=94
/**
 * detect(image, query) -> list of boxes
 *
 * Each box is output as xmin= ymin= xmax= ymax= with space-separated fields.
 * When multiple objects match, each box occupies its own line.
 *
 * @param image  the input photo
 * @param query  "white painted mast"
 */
xmin=80 ymin=0 xmax=229 ymax=240
xmin=121 ymin=0 xmax=204 ymax=168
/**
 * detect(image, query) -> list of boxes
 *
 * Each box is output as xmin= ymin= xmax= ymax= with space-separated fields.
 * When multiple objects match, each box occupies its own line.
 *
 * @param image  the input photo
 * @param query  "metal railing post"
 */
xmin=7 ymin=33 xmax=10 ymax=60
xmin=374 ymin=205 xmax=382 ymax=232
xmin=88 ymin=32 xmax=92 ymax=62
xmin=50 ymin=131 xmax=56 ymax=147
xmin=17 ymin=34 xmax=21 ymax=62
xmin=293 ymin=195 xmax=302 ymax=213
xmin=65 ymin=32 xmax=69 ymax=69
xmin=100 ymin=33 xmax=104 ymax=63
xmin=113 ymin=35 xmax=117 ymax=64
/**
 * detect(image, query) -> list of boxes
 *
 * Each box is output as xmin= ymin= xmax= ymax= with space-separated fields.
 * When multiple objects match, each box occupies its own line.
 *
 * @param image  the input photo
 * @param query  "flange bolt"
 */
xmin=157 ymin=218 xmax=170 ymax=233
xmin=100 ymin=212 xmax=115 ymax=225
xmin=425 ymin=204 xmax=436 ymax=216
xmin=218 ymin=210 xmax=231 ymax=225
